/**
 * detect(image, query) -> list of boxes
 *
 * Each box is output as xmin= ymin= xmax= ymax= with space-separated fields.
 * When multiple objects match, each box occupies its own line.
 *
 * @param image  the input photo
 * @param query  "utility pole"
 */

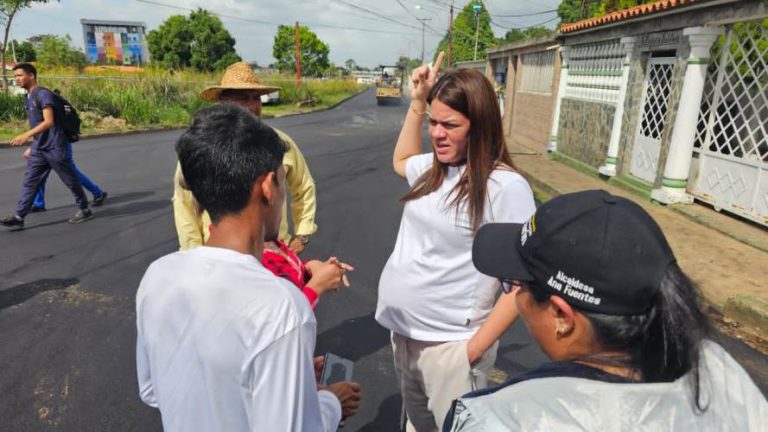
xmin=294 ymin=21 xmax=302 ymax=88
xmin=473 ymin=3 xmax=481 ymax=61
xmin=447 ymin=2 xmax=454 ymax=69
xmin=417 ymin=18 xmax=431 ymax=64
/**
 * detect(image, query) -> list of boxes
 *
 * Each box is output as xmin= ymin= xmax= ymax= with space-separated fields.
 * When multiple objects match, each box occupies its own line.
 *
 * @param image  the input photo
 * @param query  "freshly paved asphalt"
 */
xmin=0 ymin=88 xmax=764 ymax=431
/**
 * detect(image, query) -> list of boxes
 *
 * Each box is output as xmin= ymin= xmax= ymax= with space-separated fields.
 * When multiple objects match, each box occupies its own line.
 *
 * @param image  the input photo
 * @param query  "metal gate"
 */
xmin=631 ymin=57 xmax=676 ymax=183
xmin=691 ymin=21 xmax=768 ymax=226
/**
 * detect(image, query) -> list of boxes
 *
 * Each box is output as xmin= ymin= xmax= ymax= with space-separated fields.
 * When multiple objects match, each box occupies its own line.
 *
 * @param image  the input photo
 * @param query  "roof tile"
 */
xmin=561 ymin=0 xmax=700 ymax=33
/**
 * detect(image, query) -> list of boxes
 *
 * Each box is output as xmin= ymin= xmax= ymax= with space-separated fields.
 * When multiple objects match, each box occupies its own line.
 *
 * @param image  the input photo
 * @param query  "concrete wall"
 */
xmin=489 ymin=37 xmax=560 ymax=152
xmin=555 ymin=0 xmax=766 ymax=181
xmin=557 ymin=98 xmax=615 ymax=168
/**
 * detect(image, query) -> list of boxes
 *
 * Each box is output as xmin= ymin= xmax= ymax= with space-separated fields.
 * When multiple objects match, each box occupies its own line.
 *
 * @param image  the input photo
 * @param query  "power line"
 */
xmin=490 ymin=16 xmax=559 ymax=31
xmin=332 ymin=0 xmax=425 ymax=31
xmin=492 ymin=9 xmax=557 ymax=18
xmin=135 ymin=0 xmax=419 ymax=36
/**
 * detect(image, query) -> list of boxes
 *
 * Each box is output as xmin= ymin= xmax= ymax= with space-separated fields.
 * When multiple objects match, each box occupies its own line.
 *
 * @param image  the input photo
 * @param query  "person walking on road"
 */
xmin=27 ymin=147 xmax=108 ymax=212
xmin=173 ymin=61 xmax=317 ymax=255
xmin=137 ymin=105 xmax=361 ymax=432
xmin=376 ymin=52 xmax=536 ymax=431
xmin=1 ymin=63 xmax=93 ymax=230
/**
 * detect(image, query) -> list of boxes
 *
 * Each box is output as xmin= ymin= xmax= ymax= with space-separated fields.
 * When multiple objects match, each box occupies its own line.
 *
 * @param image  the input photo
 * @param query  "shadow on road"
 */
xmin=357 ymin=393 xmax=403 ymax=432
xmin=21 ymin=190 xmax=157 ymax=214
xmin=94 ymin=199 xmax=169 ymax=218
xmin=316 ymin=313 xmax=389 ymax=362
xmin=0 ymin=278 xmax=78 ymax=310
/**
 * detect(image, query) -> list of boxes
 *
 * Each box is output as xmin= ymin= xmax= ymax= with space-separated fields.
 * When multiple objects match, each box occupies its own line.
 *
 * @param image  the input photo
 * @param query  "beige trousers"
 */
xmin=391 ymin=332 xmax=498 ymax=432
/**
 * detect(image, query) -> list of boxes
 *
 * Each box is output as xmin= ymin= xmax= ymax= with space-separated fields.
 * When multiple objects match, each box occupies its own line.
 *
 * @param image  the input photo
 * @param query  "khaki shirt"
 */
xmin=172 ymin=129 xmax=317 ymax=250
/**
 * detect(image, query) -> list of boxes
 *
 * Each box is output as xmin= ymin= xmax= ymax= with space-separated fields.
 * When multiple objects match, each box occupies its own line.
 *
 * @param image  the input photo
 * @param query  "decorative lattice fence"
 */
xmin=691 ymin=19 xmax=768 ymax=225
xmin=564 ymin=39 xmax=624 ymax=104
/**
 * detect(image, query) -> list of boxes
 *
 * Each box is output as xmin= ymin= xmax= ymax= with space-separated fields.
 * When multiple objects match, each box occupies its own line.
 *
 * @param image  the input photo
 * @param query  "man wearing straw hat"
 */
xmin=173 ymin=61 xmax=317 ymax=254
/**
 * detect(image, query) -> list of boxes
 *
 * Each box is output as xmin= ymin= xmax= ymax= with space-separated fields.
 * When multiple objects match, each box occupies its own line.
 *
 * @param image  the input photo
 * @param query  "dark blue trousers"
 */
xmin=33 ymin=142 xmax=103 ymax=208
xmin=15 ymin=144 xmax=88 ymax=218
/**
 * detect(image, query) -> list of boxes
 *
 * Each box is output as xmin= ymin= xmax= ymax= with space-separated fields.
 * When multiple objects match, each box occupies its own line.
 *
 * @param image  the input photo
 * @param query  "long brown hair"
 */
xmin=402 ymin=69 xmax=515 ymax=232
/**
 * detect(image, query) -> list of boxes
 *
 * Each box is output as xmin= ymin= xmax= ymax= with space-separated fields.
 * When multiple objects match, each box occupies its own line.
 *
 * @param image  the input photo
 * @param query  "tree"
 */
xmin=35 ymin=34 xmax=86 ymax=70
xmin=147 ymin=9 xmax=240 ymax=71
xmin=435 ymin=1 xmax=496 ymax=65
xmin=12 ymin=39 xmax=35 ymax=61
xmin=0 ymin=0 xmax=53 ymax=91
xmin=345 ymin=58 xmax=356 ymax=71
xmin=503 ymin=26 xmax=555 ymax=44
xmin=558 ymin=0 xmax=658 ymax=24
xmin=557 ymin=0 xmax=600 ymax=24
xmin=272 ymin=24 xmax=330 ymax=78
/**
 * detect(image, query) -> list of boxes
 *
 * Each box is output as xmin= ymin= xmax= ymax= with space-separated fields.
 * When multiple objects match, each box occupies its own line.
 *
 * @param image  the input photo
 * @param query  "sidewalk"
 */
xmin=509 ymin=141 xmax=768 ymax=353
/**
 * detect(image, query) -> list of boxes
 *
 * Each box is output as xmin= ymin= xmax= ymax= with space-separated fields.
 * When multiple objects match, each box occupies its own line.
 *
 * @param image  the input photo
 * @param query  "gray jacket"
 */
xmin=447 ymin=341 xmax=767 ymax=431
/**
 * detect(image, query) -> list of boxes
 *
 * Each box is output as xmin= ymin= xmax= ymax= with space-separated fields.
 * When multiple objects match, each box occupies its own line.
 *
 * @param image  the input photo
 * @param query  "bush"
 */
xmin=0 ymin=67 xmax=365 ymax=132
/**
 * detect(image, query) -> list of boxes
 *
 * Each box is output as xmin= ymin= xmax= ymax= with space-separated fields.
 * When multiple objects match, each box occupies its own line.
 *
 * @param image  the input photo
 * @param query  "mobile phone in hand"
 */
xmin=320 ymin=352 xmax=354 ymax=386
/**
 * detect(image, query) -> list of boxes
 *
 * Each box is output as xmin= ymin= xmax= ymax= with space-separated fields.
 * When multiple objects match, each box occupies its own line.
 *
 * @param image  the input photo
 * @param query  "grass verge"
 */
xmin=0 ymin=66 xmax=367 ymax=142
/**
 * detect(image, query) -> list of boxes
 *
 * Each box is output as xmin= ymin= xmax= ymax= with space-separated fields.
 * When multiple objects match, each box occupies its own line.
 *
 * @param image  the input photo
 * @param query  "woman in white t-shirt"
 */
xmin=375 ymin=51 xmax=536 ymax=431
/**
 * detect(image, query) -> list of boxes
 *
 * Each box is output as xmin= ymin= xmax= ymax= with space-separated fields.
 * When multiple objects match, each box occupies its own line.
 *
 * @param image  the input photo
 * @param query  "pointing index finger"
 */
xmin=430 ymin=51 xmax=445 ymax=78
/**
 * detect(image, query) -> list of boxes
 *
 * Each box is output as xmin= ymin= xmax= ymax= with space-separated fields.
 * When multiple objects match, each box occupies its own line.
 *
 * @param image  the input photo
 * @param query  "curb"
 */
xmin=0 ymin=86 xmax=373 ymax=148
xmin=516 ymin=157 xmax=768 ymax=341
xmin=269 ymin=85 xmax=371 ymax=119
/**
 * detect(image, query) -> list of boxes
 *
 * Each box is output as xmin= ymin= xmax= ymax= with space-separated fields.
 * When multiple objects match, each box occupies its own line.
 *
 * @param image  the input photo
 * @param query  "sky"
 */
xmin=10 ymin=0 xmax=562 ymax=69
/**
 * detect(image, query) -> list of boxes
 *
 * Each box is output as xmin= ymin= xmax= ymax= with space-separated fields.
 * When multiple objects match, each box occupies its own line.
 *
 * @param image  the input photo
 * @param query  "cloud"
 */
xmin=10 ymin=0 xmax=561 ymax=68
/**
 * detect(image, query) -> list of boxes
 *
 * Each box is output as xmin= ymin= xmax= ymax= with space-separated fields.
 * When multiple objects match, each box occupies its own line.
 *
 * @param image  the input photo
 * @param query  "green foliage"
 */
xmin=713 ymin=19 xmax=768 ymax=85
xmin=0 ymin=67 xmax=365 ymax=135
xmin=435 ymin=1 xmax=497 ymax=65
xmin=598 ymin=0 xmax=656 ymax=16
xmin=35 ymin=34 xmax=86 ymax=70
xmin=147 ymin=9 xmax=241 ymax=72
xmin=12 ymin=39 xmax=35 ymax=61
xmin=503 ymin=26 xmax=555 ymax=44
xmin=272 ymin=24 xmax=330 ymax=78
xmin=557 ymin=0 xmax=600 ymax=24
xmin=557 ymin=0 xmax=658 ymax=24
xmin=0 ymin=91 xmax=24 ymax=120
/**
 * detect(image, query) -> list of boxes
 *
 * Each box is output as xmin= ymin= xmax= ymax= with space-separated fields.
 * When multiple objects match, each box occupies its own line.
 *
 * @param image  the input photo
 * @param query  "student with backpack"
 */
xmin=22 ymin=82 xmax=108 ymax=212
xmin=1 ymin=63 xmax=94 ymax=230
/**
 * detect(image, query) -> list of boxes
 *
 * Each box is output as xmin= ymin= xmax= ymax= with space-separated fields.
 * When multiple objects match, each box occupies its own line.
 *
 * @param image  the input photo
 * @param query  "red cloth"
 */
xmin=262 ymin=240 xmax=318 ymax=310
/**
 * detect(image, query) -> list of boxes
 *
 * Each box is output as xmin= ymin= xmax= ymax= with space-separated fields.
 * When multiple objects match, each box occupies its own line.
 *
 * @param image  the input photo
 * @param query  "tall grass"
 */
xmin=0 ymin=66 xmax=366 ymax=133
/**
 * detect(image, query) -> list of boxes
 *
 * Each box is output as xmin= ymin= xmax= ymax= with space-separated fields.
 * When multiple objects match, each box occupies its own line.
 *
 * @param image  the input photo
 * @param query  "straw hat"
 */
xmin=200 ymin=62 xmax=281 ymax=102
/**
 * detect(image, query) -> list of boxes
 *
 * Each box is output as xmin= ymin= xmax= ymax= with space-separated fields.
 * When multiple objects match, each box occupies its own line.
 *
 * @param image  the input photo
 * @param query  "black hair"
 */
xmin=532 ymin=263 xmax=711 ymax=412
xmin=12 ymin=62 xmax=37 ymax=78
xmin=174 ymin=104 xmax=286 ymax=222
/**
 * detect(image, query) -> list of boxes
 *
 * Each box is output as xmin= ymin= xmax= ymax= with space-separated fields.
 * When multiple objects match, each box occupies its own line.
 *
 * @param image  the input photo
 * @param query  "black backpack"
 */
xmin=33 ymin=87 xmax=81 ymax=142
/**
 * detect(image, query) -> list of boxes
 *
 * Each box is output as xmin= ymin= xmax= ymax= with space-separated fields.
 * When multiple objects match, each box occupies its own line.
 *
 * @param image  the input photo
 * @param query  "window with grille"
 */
xmin=520 ymin=50 xmax=555 ymax=94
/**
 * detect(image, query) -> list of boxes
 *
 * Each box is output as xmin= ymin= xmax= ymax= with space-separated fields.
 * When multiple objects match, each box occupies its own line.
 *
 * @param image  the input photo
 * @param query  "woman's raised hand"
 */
xmin=410 ymin=51 xmax=445 ymax=105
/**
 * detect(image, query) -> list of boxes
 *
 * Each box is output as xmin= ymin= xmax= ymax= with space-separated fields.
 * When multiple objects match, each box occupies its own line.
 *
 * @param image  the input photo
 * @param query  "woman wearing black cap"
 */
xmin=444 ymin=189 xmax=767 ymax=431
xmin=376 ymin=51 xmax=536 ymax=431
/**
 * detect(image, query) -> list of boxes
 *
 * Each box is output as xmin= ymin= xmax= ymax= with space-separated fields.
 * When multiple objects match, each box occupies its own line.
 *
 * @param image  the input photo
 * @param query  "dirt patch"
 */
xmin=33 ymin=372 xmax=70 ymax=427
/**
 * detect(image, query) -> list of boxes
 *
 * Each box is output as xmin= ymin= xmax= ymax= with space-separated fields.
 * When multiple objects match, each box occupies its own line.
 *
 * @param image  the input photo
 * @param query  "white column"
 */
xmin=651 ymin=26 xmax=723 ymax=204
xmin=599 ymin=37 xmax=636 ymax=177
xmin=548 ymin=46 xmax=569 ymax=152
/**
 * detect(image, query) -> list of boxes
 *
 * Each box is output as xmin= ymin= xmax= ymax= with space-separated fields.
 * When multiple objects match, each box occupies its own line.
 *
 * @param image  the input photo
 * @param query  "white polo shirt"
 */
xmin=136 ymin=246 xmax=341 ymax=431
xmin=376 ymin=153 xmax=536 ymax=341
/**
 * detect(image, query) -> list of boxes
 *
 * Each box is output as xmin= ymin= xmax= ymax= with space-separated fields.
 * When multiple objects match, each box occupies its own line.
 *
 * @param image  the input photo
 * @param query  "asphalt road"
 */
xmin=0 ymin=88 xmax=764 ymax=431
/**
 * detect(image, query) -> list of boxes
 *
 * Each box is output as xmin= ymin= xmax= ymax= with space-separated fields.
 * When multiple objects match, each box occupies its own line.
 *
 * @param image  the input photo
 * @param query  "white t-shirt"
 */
xmin=136 ymin=246 xmax=341 ymax=432
xmin=376 ymin=153 xmax=536 ymax=341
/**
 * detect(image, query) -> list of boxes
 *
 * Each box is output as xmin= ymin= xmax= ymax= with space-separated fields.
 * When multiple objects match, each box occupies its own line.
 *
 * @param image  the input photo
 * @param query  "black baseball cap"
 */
xmin=473 ymin=190 xmax=675 ymax=315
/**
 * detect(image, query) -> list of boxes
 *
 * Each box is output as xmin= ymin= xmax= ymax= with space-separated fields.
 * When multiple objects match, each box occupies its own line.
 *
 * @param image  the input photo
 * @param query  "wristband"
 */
xmin=410 ymin=104 xmax=427 ymax=116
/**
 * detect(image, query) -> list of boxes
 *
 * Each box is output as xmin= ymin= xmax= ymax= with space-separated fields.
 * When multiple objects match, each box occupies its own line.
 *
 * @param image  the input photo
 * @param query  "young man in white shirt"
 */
xmin=136 ymin=104 xmax=361 ymax=431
